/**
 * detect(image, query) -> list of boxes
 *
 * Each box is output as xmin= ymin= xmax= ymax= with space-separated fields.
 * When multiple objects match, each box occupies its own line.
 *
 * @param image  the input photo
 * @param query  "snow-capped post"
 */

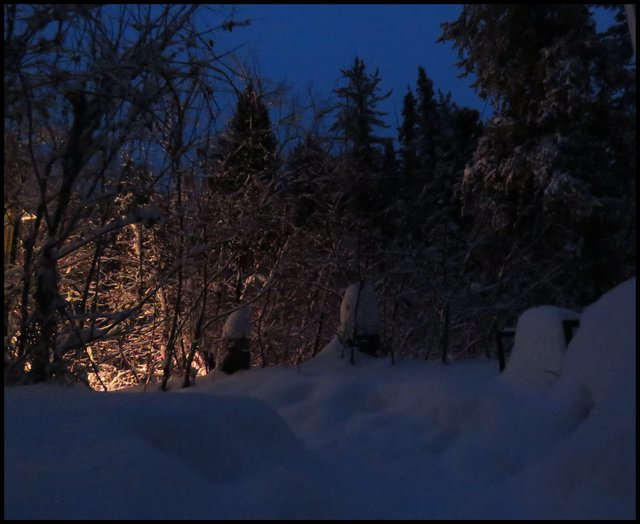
xmin=219 ymin=306 xmax=251 ymax=374
xmin=338 ymin=282 xmax=381 ymax=362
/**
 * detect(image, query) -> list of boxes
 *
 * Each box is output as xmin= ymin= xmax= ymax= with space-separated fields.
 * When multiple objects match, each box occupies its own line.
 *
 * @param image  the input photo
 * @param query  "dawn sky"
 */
xmin=213 ymin=4 xmax=486 ymax=136
xmin=210 ymin=4 xmax=618 ymax=137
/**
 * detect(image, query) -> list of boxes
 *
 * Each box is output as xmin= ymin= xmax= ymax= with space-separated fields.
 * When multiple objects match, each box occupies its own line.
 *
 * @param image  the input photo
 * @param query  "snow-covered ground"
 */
xmin=4 ymin=278 xmax=635 ymax=519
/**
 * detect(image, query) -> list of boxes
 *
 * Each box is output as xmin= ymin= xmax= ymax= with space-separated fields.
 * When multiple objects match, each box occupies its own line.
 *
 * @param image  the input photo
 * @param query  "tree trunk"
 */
xmin=30 ymin=243 xmax=59 ymax=382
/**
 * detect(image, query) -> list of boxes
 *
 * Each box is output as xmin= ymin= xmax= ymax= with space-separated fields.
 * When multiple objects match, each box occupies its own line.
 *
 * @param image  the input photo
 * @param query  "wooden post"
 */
xmin=495 ymin=330 xmax=506 ymax=372
xmin=495 ymin=328 xmax=516 ymax=373
xmin=440 ymin=303 xmax=450 ymax=364
xmin=311 ymin=312 xmax=324 ymax=358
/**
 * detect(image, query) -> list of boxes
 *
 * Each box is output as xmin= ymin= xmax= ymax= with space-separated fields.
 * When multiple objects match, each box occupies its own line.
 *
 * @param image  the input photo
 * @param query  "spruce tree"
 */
xmin=331 ymin=57 xmax=391 ymax=168
xmin=441 ymin=4 xmax=635 ymax=305
xmin=431 ymin=92 xmax=481 ymax=217
xmin=284 ymin=135 xmax=332 ymax=227
xmin=212 ymin=81 xmax=280 ymax=305
xmin=218 ymin=81 xmax=277 ymax=182
xmin=396 ymin=71 xmax=481 ymax=242
xmin=398 ymin=88 xmax=418 ymax=190
xmin=415 ymin=67 xmax=438 ymax=177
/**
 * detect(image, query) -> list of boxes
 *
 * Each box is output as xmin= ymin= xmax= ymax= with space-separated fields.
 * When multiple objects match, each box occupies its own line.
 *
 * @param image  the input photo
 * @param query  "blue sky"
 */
xmin=210 ymin=5 xmax=619 ymax=139
xmin=213 ymin=5 xmax=485 ymax=136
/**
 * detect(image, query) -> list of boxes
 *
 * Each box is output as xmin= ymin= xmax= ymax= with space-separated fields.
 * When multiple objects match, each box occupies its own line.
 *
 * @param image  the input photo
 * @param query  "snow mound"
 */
xmin=556 ymin=277 xmax=635 ymax=407
xmin=4 ymin=388 xmax=332 ymax=519
xmin=482 ymin=277 xmax=636 ymax=519
xmin=548 ymin=277 xmax=636 ymax=516
xmin=502 ymin=306 xmax=580 ymax=389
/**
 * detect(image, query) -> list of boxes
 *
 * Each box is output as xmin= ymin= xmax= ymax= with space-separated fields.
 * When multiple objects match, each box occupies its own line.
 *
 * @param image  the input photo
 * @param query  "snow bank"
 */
xmin=556 ymin=277 xmax=635 ymax=408
xmin=4 ymin=279 xmax=635 ymax=519
xmin=545 ymin=277 xmax=636 ymax=517
xmin=503 ymin=306 xmax=580 ymax=389
xmin=474 ymin=277 xmax=636 ymax=519
xmin=4 ymin=387 xmax=334 ymax=519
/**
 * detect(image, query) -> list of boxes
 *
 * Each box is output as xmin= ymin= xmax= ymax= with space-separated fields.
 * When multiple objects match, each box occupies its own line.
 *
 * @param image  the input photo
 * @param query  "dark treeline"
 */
xmin=4 ymin=5 xmax=635 ymax=389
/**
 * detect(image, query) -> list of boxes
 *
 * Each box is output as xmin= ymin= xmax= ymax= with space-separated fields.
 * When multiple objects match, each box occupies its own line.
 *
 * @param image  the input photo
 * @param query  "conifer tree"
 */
xmin=415 ymin=67 xmax=438 ymax=177
xmin=398 ymin=89 xmax=418 ymax=189
xmin=331 ymin=57 xmax=391 ymax=168
xmin=441 ymin=4 xmax=635 ymax=305
xmin=218 ymin=81 xmax=277 ymax=181
xmin=210 ymin=81 xmax=281 ymax=312
xmin=284 ymin=135 xmax=333 ymax=227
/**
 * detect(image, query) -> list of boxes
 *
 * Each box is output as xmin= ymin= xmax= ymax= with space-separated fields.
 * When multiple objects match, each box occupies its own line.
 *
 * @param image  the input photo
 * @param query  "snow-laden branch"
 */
xmin=56 ymin=325 xmax=124 ymax=355
xmin=55 ymin=207 xmax=162 ymax=260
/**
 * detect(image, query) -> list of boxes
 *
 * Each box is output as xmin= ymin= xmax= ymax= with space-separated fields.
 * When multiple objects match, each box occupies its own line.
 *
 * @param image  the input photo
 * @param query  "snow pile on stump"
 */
xmin=503 ymin=306 xmax=580 ymax=389
xmin=218 ymin=306 xmax=251 ymax=374
xmin=338 ymin=282 xmax=381 ymax=356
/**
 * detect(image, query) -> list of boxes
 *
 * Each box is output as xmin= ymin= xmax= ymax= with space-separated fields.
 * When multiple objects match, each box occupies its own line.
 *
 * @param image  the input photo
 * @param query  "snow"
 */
xmin=4 ymin=278 xmax=636 ymax=519
xmin=339 ymin=282 xmax=379 ymax=340
xmin=56 ymin=325 xmax=122 ymax=354
xmin=502 ymin=306 xmax=580 ymax=389
xmin=222 ymin=305 xmax=251 ymax=340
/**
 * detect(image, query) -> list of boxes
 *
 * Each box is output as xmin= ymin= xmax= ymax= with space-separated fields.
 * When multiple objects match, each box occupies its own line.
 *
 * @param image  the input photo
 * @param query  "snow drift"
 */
xmin=4 ymin=278 xmax=635 ymax=519
xmin=502 ymin=306 xmax=580 ymax=389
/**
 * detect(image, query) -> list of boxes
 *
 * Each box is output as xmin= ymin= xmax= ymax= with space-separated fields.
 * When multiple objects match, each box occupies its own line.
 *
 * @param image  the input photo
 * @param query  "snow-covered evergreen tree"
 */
xmin=442 ymin=5 xmax=635 ymax=306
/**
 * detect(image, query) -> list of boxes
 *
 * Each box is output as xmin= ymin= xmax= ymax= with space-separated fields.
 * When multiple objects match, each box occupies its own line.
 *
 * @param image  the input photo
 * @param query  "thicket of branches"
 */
xmin=4 ymin=4 xmax=635 ymax=390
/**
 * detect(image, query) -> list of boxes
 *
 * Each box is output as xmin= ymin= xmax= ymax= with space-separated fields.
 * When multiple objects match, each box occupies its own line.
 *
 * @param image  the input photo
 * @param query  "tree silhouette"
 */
xmin=218 ymin=81 xmax=277 ymax=181
xmin=331 ymin=57 xmax=391 ymax=168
